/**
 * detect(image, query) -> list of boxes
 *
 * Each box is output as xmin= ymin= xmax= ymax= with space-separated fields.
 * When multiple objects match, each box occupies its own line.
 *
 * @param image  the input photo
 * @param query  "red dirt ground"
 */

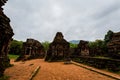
xmin=5 ymin=59 xmax=117 ymax=80
xmin=5 ymin=59 xmax=41 ymax=80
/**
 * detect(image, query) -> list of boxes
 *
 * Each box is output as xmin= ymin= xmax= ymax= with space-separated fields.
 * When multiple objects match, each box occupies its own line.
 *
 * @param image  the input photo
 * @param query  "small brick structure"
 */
xmin=45 ymin=32 xmax=70 ymax=61
xmin=16 ymin=38 xmax=45 ymax=61
xmin=0 ymin=0 xmax=14 ymax=77
xmin=75 ymin=40 xmax=89 ymax=56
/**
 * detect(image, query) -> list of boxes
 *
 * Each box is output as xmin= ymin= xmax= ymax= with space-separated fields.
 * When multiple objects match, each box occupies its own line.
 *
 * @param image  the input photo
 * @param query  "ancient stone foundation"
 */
xmin=0 ymin=0 xmax=14 ymax=77
xmin=16 ymin=38 xmax=45 ymax=61
xmin=45 ymin=32 xmax=70 ymax=61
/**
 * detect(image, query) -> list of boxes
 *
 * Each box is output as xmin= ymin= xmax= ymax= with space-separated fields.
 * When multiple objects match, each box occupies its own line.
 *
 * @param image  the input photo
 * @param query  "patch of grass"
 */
xmin=118 ymin=52 xmax=120 ymax=54
xmin=8 ymin=54 xmax=19 ymax=59
xmin=0 ymin=75 xmax=10 ymax=80
xmin=93 ymin=56 xmax=110 ymax=59
xmin=115 ymin=71 xmax=120 ymax=74
xmin=102 ymin=68 xmax=120 ymax=75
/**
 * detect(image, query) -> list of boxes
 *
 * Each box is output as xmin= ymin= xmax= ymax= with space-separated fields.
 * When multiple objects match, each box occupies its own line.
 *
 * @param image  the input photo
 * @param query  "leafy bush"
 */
xmin=8 ymin=54 xmax=19 ymax=59
xmin=42 ymin=41 xmax=50 ymax=51
xmin=70 ymin=43 xmax=77 ymax=48
xmin=9 ymin=39 xmax=23 ymax=55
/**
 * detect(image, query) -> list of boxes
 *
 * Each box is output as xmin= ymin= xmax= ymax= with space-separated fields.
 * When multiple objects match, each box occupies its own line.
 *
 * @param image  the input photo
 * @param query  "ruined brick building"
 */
xmin=45 ymin=32 xmax=70 ymax=61
xmin=107 ymin=32 xmax=120 ymax=58
xmin=0 ymin=0 xmax=14 ymax=77
xmin=16 ymin=38 xmax=45 ymax=61
xmin=75 ymin=40 xmax=89 ymax=56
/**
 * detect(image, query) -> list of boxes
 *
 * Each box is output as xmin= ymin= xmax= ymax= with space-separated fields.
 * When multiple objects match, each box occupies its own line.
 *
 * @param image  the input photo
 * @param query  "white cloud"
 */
xmin=3 ymin=0 xmax=120 ymax=42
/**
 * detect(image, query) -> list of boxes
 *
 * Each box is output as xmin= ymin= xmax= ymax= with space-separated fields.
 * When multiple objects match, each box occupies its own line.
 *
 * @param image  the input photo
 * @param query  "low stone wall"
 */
xmin=72 ymin=56 xmax=120 ymax=72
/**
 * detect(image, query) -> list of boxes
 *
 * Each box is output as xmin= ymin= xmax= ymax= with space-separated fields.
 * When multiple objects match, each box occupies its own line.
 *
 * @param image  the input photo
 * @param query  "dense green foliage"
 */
xmin=89 ymin=39 xmax=106 ymax=49
xmin=8 ymin=54 xmax=19 ymax=59
xmin=9 ymin=39 xmax=23 ymax=55
xmin=89 ymin=30 xmax=113 ymax=49
xmin=70 ymin=43 xmax=77 ymax=48
xmin=41 ymin=41 xmax=50 ymax=51
xmin=41 ymin=41 xmax=78 ymax=51
xmin=88 ymin=39 xmax=107 ymax=56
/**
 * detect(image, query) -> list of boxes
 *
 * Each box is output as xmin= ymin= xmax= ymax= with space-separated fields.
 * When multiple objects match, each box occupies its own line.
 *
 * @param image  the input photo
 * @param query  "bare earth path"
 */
xmin=5 ymin=59 xmax=118 ymax=80
xmin=5 ymin=59 xmax=41 ymax=80
xmin=33 ymin=59 xmax=113 ymax=80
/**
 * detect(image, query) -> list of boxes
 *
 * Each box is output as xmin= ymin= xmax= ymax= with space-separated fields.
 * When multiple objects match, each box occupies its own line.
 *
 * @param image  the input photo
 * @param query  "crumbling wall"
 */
xmin=0 ymin=0 xmax=14 ymax=77
xmin=16 ymin=38 xmax=45 ymax=61
xmin=107 ymin=32 xmax=120 ymax=59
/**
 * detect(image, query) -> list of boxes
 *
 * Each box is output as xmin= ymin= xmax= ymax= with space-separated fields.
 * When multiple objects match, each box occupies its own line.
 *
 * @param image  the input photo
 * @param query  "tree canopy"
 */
xmin=104 ymin=30 xmax=113 ymax=44
xmin=41 ymin=41 xmax=50 ymax=51
xmin=9 ymin=39 xmax=23 ymax=55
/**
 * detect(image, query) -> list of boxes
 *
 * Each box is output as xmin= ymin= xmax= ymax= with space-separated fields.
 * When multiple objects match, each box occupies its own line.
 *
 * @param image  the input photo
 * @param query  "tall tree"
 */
xmin=104 ymin=30 xmax=113 ymax=44
xmin=42 ymin=41 xmax=50 ymax=51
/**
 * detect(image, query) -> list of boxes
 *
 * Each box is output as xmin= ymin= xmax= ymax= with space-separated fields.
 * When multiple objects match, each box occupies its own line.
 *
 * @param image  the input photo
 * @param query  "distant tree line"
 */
xmin=89 ymin=30 xmax=113 ymax=49
xmin=9 ymin=30 xmax=113 ymax=55
xmin=88 ymin=30 xmax=113 ymax=56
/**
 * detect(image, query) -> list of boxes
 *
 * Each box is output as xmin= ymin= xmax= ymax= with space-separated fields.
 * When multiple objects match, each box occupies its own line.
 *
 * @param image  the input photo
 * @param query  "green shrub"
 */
xmin=0 ymin=75 xmax=9 ymax=80
xmin=9 ymin=40 xmax=23 ymax=55
xmin=42 ymin=41 xmax=50 ymax=51
xmin=8 ymin=54 xmax=19 ymax=59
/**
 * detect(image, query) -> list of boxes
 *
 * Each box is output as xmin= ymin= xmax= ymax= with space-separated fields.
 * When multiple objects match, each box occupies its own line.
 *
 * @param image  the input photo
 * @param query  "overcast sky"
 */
xmin=3 ymin=0 xmax=120 ymax=42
